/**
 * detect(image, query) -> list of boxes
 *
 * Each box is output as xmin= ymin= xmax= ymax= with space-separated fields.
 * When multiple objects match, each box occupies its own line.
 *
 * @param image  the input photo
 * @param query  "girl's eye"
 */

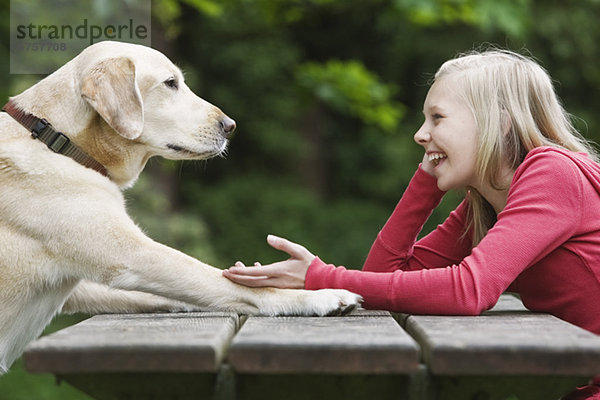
xmin=432 ymin=113 xmax=444 ymax=120
xmin=164 ymin=78 xmax=178 ymax=90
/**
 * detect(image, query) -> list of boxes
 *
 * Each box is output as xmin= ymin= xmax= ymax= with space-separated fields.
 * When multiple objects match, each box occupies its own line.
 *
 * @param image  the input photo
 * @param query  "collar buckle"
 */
xmin=31 ymin=118 xmax=50 ymax=139
xmin=47 ymin=130 xmax=70 ymax=153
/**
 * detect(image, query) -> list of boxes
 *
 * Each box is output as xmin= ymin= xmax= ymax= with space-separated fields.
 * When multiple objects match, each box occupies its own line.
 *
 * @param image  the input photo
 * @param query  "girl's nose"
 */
xmin=414 ymin=124 xmax=431 ymax=146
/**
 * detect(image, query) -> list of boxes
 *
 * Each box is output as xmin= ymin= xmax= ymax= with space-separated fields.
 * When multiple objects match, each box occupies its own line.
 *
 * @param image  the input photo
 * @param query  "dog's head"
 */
xmin=76 ymin=41 xmax=235 ymax=161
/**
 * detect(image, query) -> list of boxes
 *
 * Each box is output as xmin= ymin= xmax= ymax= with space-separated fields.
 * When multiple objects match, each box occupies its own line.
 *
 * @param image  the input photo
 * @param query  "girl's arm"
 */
xmin=362 ymin=164 xmax=472 ymax=273
xmin=362 ymin=149 xmax=473 ymax=273
xmin=306 ymin=151 xmax=583 ymax=314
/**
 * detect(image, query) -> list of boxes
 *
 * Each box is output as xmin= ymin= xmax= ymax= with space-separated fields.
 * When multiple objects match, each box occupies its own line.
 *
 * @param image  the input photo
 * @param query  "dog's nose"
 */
xmin=219 ymin=116 xmax=236 ymax=138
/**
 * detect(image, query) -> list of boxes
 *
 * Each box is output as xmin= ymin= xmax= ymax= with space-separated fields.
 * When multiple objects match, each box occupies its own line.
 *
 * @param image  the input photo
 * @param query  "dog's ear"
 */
xmin=80 ymin=57 xmax=144 ymax=140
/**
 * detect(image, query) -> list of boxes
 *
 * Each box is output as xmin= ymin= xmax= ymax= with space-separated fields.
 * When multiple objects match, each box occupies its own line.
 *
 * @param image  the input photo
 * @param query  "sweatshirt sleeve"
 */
xmin=305 ymin=152 xmax=584 ymax=314
xmin=363 ymin=165 xmax=472 ymax=273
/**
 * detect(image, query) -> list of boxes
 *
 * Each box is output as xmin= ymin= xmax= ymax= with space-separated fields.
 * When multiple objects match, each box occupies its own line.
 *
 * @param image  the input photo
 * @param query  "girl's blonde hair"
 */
xmin=434 ymin=49 xmax=599 ymax=245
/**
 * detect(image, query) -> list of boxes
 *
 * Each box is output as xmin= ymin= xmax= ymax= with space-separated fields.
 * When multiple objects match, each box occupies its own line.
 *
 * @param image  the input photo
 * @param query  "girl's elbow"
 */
xmin=461 ymin=303 xmax=487 ymax=316
xmin=461 ymin=294 xmax=498 ymax=315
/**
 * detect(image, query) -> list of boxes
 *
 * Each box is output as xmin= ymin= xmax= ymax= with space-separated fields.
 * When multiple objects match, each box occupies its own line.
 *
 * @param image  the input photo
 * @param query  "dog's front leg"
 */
xmin=100 ymin=238 xmax=361 ymax=316
xmin=61 ymin=280 xmax=202 ymax=314
xmin=37 ymin=197 xmax=360 ymax=316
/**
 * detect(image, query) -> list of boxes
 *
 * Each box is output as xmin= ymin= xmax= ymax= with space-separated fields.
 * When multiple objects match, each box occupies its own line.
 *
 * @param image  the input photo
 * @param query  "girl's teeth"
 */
xmin=428 ymin=153 xmax=447 ymax=161
xmin=429 ymin=153 xmax=447 ymax=166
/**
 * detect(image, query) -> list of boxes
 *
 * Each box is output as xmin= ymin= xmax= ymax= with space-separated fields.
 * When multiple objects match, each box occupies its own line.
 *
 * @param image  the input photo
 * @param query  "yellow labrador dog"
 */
xmin=0 ymin=41 xmax=361 ymax=373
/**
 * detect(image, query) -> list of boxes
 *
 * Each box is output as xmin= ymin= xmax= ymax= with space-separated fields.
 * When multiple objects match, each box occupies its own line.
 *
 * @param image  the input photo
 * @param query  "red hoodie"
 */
xmin=306 ymin=146 xmax=600 ymax=334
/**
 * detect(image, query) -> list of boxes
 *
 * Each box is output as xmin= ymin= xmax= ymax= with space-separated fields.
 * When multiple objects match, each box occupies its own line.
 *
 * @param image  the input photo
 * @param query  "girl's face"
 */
xmin=414 ymin=78 xmax=480 ymax=192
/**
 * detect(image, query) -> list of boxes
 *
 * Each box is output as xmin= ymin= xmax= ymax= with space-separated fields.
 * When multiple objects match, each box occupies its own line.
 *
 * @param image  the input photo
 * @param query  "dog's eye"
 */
xmin=164 ymin=77 xmax=178 ymax=90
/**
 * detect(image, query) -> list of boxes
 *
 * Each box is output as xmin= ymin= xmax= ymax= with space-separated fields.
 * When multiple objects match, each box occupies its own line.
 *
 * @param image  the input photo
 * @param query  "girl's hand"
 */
xmin=420 ymin=151 xmax=436 ymax=177
xmin=222 ymin=235 xmax=315 ymax=289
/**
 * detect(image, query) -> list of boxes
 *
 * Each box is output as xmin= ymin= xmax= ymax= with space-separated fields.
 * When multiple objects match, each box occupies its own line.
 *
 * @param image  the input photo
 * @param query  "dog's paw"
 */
xmin=259 ymin=289 xmax=362 ymax=317
xmin=252 ymin=288 xmax=362 ymax=317
xmin=307 ymin=289 xmax=363 ymax=316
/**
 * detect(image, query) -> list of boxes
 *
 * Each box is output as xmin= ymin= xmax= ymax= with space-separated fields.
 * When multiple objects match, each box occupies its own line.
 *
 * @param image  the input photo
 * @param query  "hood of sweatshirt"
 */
xmin=519 ymin=146 xmax=600 ymax=193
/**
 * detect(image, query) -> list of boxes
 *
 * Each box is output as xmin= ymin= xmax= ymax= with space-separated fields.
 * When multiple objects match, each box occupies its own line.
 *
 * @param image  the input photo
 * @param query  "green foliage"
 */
xmin=395 ymin=0 xmax=531 ymax=37
xmin=126 ymin=172 xmax=222 ymax=265
xmin=187 ymin=174 xmax=389 ymax=267
xmin=296 ymin=60 xmax=404 ymax=133
xmin=152 ymin=0 xmax=223 ymax=37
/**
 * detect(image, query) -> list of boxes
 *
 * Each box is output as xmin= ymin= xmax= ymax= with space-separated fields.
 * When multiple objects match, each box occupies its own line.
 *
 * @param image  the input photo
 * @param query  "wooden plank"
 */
xmin=228 ymin=312 xmax=420 ymax=374
xmin=346 ymin=308 xmax=392 ymax=317
xmin=405 ymin=297 xmax=600 ymax=376
xmin=24 ymin=312 xmax=239 ymax=374
xmin=485 ymin=294 xmax=529 ymax=313
xmin=396 ymin=294 xmax=528 ymax=328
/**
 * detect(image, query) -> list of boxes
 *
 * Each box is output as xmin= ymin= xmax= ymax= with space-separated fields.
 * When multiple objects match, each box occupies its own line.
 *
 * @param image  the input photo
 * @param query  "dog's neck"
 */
xmin=10 ymin=68 xmax=152 ymax=189
xmin=3 ymin=99 xmax=109 ymax=176
xmin=76 ymin=113 xmax=153 ymax=188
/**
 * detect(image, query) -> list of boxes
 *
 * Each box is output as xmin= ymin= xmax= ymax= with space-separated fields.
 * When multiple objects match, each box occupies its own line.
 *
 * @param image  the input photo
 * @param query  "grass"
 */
xmin=0 ymin=314 xmax=91 ymax=400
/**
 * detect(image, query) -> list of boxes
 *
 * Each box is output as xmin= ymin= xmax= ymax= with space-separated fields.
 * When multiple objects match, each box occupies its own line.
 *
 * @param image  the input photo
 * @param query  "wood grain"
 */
xmin=24 ymin=312 xmax=239 ymax=373
xmin=228 ymin=312 xmax=420 ymax=374
xmin=405 ymin=297 xmax=600 ymax=376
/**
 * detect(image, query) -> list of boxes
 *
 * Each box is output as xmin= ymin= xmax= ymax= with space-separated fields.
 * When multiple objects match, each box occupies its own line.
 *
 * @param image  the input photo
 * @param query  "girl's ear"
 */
xmin=501 ymin=109 xmax=512 ymax=137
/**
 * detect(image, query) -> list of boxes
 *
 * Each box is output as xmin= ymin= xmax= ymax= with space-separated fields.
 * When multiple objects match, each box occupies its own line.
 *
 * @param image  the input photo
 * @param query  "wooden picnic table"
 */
xmin=24 ymin=295 xmax=600 ymax=400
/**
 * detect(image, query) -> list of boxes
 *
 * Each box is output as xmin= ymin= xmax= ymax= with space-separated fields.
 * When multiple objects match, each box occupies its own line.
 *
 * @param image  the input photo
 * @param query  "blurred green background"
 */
xmin=2 ymin=0 xmax=600 ymax=398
